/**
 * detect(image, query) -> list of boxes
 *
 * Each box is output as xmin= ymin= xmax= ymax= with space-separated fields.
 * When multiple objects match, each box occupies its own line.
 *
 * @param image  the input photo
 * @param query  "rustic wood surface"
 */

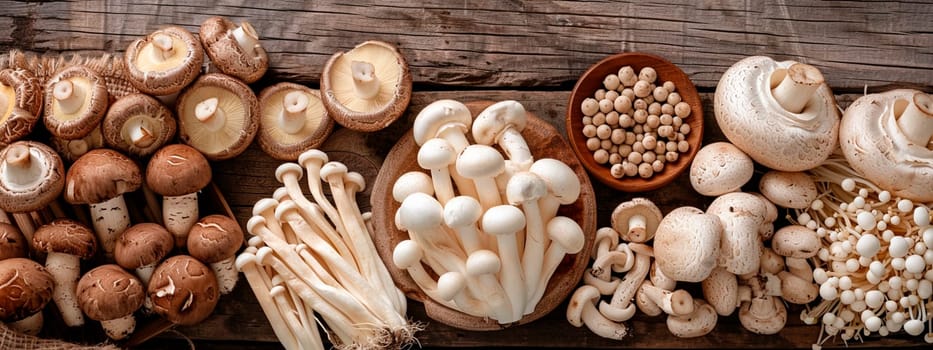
xmin=1 ymin=0 xmax=932 ymax=349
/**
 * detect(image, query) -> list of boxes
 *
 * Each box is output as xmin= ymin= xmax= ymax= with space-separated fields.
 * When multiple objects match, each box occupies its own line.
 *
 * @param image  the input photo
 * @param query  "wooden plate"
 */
xmin=565 ymin=52 xmax=704 ymax=192
xmin=370 ymin=101 xmax=596 ymax=331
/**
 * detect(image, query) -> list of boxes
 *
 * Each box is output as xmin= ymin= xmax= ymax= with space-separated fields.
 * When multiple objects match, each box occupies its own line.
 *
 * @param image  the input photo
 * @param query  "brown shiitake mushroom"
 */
xmin=76 ymin=264 xmax=146 ymax=340
xmin=176 ymin=73 xmax=259 ymax=161
xmin=0 ymin=68 xmax=43 ymax=146
xmin=199 ymin=16 xmax=269 ymax=84
xmin=146 ymin=144 xmax=212 ymax=247
xmin=124 ymin=26 xmax=204 ymax=98
xmin=148 ymin=254 xmax=220 ymax=326
xmin=257 ymin=82 xmax=334 ymax=161
xmin=43 ymin=65 xmax=109 ymax=141
xmin=102 ymin=93 xmax=177 ymax=157
xmin=321 ymin=40 xmax=412 ymax=132
xmin=0 ymin=141 xmax=65 ymax=240
xmin=0 ymin=258 xmax=54 ymax=335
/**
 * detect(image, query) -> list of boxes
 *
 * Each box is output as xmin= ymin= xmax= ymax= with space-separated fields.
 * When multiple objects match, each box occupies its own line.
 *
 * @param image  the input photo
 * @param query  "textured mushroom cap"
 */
xmin=702 ymin=267 xmax=739 ymax=316
xmin=666 ymin=299 xmax=718 ymax=338
xmin=49 ymin=127 xmax=105 ymax=163
xmin=758 ymin=170 xmax=817 ymax=209
xmin=102 ymin=93 xmax=176 ymax=157
xmin=32 ymin=219 xmax=97 ymax=259
xmin=176 ymin=73 xmax=260 ymax=161
xmin=412 ymin=99 xmax=473 ymax=146
xmin=471 ymin=100 xmax=527 ymax=145
xmin=738 ymin=296 xmax=787 ymax=335
xmin=706 ymin=192 xmax=768 ymax=275
xmin=611 ymin=197 xmax=662 ymax=243
xmin=771 ymin=225 xmax=820 ymax=259
xmin=114 ymin=223 xmax=174 ymax=270
xmin=321 ymin=40 xmax=412 ymax=132
xmin=0 ymin=141 xmax=65 ymax=212
xmin=0 ymin=258 xmax=53 ymax=321
xmin=0 ymin=223 xmax=27 ymax=260
xmin=199 ymin=16 xmax=269 ymax=84
xmin=689 ymin=142 xmax=754 ymax=197
xmin=653 ymin=206 xmax=722 ymax=282
xmin=257 ymin=82 xmax=333 ymax=161
xmin=124 ymin=26 xmax=204 ymax=96
xmin=145 ymin=143 xmax=211 ymax=196
xmin=76 ymin=264 xmax=145 ymax=321
xmin=714 ymin=56 xmax=840 ymax=171
xmin=456 ymin=144 xmax=505 ymax=179
xmin=839 ymin=89 xmax=933 ymax=202
xmin=64 ymin=148 xmax=141 ymax=204
xmin=0 ymin=68 xmax=43 ymax=146
xmin=148 ymin=255 xmax=219 ymax=326
xmin=42 ymin=65 xmax=109 ymax=140
xmin=187 ymin=215 xmax=244 ymax=264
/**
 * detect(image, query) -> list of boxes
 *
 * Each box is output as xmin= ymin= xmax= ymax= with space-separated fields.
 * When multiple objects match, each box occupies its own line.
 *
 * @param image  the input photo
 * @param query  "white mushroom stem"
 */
xmin=641 ymin=283 xmax=695 ymax=316
xmin=211 ymin=256 xmax=238 ymax=295
xmin=279 ymin=91 xmax=309 ymax=134
xmin=465 ymin=249 xmax=518 ymax=323
xmin=626 ymin=214 xmax=649 ymax=239
xmin=232 ymin=22 xmax=262 ymax=56
xmin=567 ymin=285 xmax=629 ymax=340
xmin=7 ymin=312 xmax=43 ymax=336
xmin=600 ymin=244 xmax=651 ymax=322
xmin=437 ymin=271 xmax=488 ymax=318
xmin=100 ymin=314 xmax=136 ymax=340
xmin=270 ymin=284 xmax=321 ymax=350
xmin=276 ymin=274 xmax=322 ymax=350
xmin=527 ymin=216 xmax=585 ymax=312
xmin=88 ymin=196 xmax=130 ymax=259
xmin=236 ymin=252 xmax=301 ymax=350
xmin=392 ymin=240 xmax=460 ymax=311
xmin=896 ymin=92 xmax=933 ymax=146
xmin=771 ymin=63 xmax=824 ymax=114
xmin=298 ymin=151 xmax=349 ymax=256
xmin=45 ymin=252 xmax=84 ymax=327
xmin=351 ymin=61 xmax=380 ymax=100
xmin=52 ymin=80 xmax=86 ymax=115
xmin=150 ymin=33 xmax=176 ymax=62
xmin=125 ymin=118 xmax=156 ymax=148
xmin=162 ymin=193 xmax=199 ymax=248
xmin=195 ymin=97 xmax=227 ymax=131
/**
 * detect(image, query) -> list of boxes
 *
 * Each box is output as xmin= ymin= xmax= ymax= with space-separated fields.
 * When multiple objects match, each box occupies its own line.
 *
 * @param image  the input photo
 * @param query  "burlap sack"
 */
xmin=0 ymin=324 xmax=119 ymax=350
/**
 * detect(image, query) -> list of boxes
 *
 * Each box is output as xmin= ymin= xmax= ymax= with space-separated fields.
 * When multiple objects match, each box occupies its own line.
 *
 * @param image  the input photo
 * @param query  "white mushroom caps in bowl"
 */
xmin=257 ymin=82 xmax=334 ymax=161
xmin=176 ymin=73 xmax=260 ymax=161
xmin=839 ymin=89 xmax=932 ymax=202
xmin=124 ymin=26 xmax=204 ymax=97
xmin=714 ymin=56 xmax=840 ymax=171
xmin=0 ymin=68 xmax=43 ymax=146
xmin=321 ymin=40 xmax=412 ymax=132
xmin=199 ymin=16 xmax=268 ymax=84
xmin=102 ymin=93 xmax=177 ymax=157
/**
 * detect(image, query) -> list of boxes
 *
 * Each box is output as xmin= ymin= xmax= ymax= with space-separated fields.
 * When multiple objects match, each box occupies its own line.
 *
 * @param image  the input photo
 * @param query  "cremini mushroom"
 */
xmin=321 ymin=40 xmax=412 ymax=132
xmin=124 ymin=26 xmax=204 ymax=98
xmin=146 ymin=143 xmax=212 ymax=247
xmin=76 ymin=264 xmax=146 ymax=339
xmin=611 ymin=198 xmax=662 ymax=243
xmin=472 ymin=100 xmax=533 ymax=169
xmin=176 ymin=73 xmax=260 ymax=161
xmin=101 ymin=93 xmax=176 ymax=157
xmin=114 ymin=222 xmax=174 ymax=286
xmin=187 ymin=214 xmax=244 ymax=295
xmin=32 ymin=219 xmax=97 ymax=327
xmin=199 ymin=16 xmax=268 ymax=83
xmin=0 ymin=68 xmax=42 ymax=146
xmin=148 ymin=254 xmax=220 ymax=326
xmin=653 ymin=206 xmax=722 ymax=282
xmin=64 ymin=148 xmax=142 ymax=259
xmin=567 ymin=284 xmax=628 ymax=340
xmin=257 ymin=82 xmax=334 ymax=161
xmin=43 ymin=65 xmax=109 ymax=141
xmin=715 ymin=56 xmax=840 ymax=171
xmin=839 ymin=89 xmax=932 ymax=202
xmin=0 ymin=141 xmax=65 ymax=240
xmin=0 ymin=258 xmax=54 ymax=335
xmin=706 ymin=192 xmax=770 ymax=275
xmin=689 ymin=142 xmax=754 ymax=197
xmin=0 ymin=222 xmax=27 ymax=260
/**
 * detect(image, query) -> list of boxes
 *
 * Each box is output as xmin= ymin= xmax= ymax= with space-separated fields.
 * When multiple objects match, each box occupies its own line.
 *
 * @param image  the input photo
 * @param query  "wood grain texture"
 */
xmin=1 ymin=1 xmax=931 ymax=90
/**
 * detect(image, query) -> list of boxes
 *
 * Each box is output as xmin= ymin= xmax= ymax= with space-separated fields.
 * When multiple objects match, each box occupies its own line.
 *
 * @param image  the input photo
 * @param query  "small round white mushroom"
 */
xmin=689 ymin=142 xmax=754 ymax=196
xmin=758 ymin=170 xmax=818 ymax=209
xmin=653 ymin=206 xmax=722 ymax=282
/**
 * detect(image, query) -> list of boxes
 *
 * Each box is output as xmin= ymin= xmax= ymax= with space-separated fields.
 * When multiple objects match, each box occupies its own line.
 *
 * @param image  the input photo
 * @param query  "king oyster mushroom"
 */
xmin=321 ymin=40 xmax=412 ymax=132
xmin=839 ymin=89 xmax=932 ymax=202
xmin=714 ymin=56 xmax=840 ymax=171
xmin=257 ymin=82 xmax=334 ymax=161
xmin=176 ymin=73 xmax=260 ymax=161
xmin=199 ymin=16 xmax=269 ymax=83
xmin=101 ymin=93 xmax=177 ymax=158
xmin=124 ymin=26 xmax=204 ymax=100
xmin=0 ymin=68 xmax=43 ymax=146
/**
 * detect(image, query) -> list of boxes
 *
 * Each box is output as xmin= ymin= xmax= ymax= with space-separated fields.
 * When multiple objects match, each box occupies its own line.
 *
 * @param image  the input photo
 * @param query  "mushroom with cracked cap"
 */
xmin=148 ymin=254 xmax=220 ymax=326
xmin=472 ymin=100 xmax=533 ymax=170
xmin=76 ymin=264 xmax=145 ymax=340
xmin=124 ymin=26 xmax=204 ymax=98
xmin=689 ymin=142 xmax=754 ymax=197
xmin=31 ymin=219 xmax=97 ymax=327
xmin=101 ymin=93 xmax=177 ymax=157
xmin=146 ymin=143 xmax=212 ymax=247
xmin=64 ymin=149 xmax=141 ymax=260
xmin=611 ymin=197 xmax=662 ymax=243
xmin=258 ymin=82 xmax=334 ymax=161
xmin=188 ymin=214 xmax=245 ymax=295
xmin=0 ymin=258 xmax=54 ymax=335
xmin=653 ymin=206 xmax=722 ymax=282
xmin=321 ymin=40 xmax=412 ymax=132
xmin=714 ymin=56 xmax=840 ymax=171
xmin=199 ymin=16 xmax=269 ymax=83
xmin=114 ymin=222 xmax=173 ymax=286
xmin=176 ymin=73 xmax=260 ymax=161
xmin=567 ymin=284 xmax=629 ymax=340
xmin=0 ymin=141 xmax=65 ymax=241
xmin=0 ymin=68 xmax=42 ymax=146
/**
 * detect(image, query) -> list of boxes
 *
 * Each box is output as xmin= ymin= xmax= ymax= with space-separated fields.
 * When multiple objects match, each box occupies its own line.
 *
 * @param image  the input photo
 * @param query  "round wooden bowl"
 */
xmin=565 ymin=52 xmax=704 ymax=192
xmin=370 ymin=100 xmax=596 ymax=331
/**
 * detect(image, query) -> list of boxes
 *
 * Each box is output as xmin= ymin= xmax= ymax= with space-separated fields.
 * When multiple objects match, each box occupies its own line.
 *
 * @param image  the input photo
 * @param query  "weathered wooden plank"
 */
xmin=1 ymin=1 xmax=930 ymax=90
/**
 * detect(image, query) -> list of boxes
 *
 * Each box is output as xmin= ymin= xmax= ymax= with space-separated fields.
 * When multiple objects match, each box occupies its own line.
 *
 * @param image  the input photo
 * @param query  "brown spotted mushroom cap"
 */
xmin=0 ymin=141 xmax=65 ymax=213
xmin=102 ymin=93 xmax=177 ymax=157
xmin=64 ymin=148 xmax=142 ymax=205
xmin=0 ymin=68 xmax=43 ymax=146
xmin=124 ymin=26 xmax=204 ymax=96
xmin=0 ymin=258 xmax=54 ymax=322
xmin=148 ymin=254 xmax=219 ymax=325
xmin=145 ymin=143 xmax=212 ymax=197
xmin=76 ymin=264 xmax=145 ymax=321
xmin=199 ymin=16 xmax=269 ymax=84
xmin=43 ymin=65 xmax=109 ymax=140
xmin=187 ymin=214 xmax=244 ymax=264
xmin=0 ymin=223 xmax=27 ymax=260
xmin=257 ymin=82 xmax=334 ymax=161
xmin=32 ymin=219 xmax=97 ymax=259
xmin=176 ymin=73 xmax=260 ymax=161
xmin=114 ymin=222 xmax=174 ymax=270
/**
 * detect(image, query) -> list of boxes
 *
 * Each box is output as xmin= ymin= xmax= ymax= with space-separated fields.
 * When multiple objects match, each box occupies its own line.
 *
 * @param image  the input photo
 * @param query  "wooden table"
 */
xmin=2 ymin=1 xmax=931 ymax=349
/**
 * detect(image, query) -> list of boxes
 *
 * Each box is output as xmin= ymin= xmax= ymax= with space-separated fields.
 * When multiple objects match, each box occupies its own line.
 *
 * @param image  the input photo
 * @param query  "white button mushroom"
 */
xmin=689 ymin=142 xmax=754 ymax=196
xmin=653 ymin=206 xmax=722 ymax=282
xmin=472 ymin=100 xmax=533 ymax=170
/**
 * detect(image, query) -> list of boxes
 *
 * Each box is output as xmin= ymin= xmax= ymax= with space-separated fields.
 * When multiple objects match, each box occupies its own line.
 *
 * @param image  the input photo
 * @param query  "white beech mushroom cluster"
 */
xmin=238 ymin=149 xmax=418 ymax=350
xmin=579 ymin=65 xmax=693 ymax=179
xmin=392 ymin=99 xmax=585 ymax=324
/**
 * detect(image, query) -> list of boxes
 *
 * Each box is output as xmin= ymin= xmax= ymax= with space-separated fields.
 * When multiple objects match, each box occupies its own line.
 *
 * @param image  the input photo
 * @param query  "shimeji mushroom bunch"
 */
xmin=391 ymin=99 xmax=585 ymax=324
xmin=237 ymin=148 xmax=418 ymax=350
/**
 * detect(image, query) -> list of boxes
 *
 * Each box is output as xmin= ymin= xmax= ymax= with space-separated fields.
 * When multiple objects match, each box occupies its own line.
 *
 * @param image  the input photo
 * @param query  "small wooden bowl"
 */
xmin=565 ymin=52 xmax=704 ymax=192
xmin=370 ymin=101 xmax=596 ymax=331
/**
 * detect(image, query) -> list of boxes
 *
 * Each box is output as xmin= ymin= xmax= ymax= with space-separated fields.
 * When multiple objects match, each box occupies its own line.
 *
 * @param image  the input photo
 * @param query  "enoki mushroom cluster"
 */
xmin=238 ymin=149 xmax=418 ymax=350
xmin=791 ymin=155 xmax=933 ymax=347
